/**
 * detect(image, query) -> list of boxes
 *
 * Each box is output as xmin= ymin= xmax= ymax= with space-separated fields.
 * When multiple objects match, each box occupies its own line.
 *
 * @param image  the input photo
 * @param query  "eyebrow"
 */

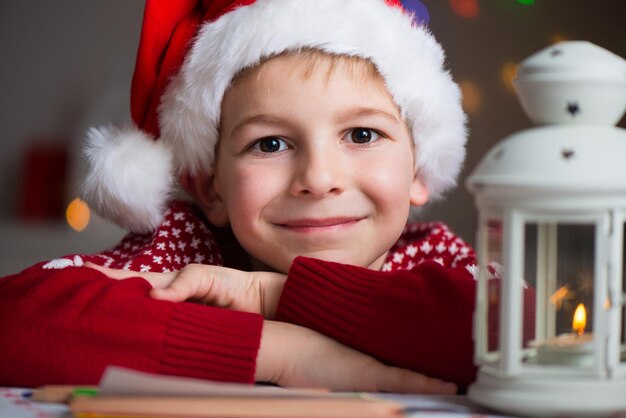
xmin=335 ymin=107 xmax=401 ymax=125
xmin=230 ymin=106 xmax=401 ymax=137
xmin=230 ymin=114 xmax=289 ymax=137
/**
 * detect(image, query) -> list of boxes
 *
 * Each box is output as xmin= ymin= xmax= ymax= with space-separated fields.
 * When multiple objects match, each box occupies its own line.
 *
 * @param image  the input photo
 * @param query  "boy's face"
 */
xmin=197 ymin=54 xmax=428 ymax=273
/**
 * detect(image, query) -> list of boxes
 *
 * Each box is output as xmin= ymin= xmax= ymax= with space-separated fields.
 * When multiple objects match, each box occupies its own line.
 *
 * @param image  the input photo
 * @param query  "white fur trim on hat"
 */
xmin=81 ymin=126 xmax=174 ymax=233
xmin=160 ymin=0 xmax=467 ymax=202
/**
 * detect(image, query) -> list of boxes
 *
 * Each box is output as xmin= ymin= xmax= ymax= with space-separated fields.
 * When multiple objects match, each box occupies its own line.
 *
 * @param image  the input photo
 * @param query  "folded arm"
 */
xmin=0 ymin=263 xmax=262 ymax=387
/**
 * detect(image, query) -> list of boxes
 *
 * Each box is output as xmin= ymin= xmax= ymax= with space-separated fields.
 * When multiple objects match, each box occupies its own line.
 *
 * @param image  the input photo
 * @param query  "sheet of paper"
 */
xmin=97 ymin=367 xmax=513 ymax=417
xmin=99 ymin=366 xmax=326 ymax=397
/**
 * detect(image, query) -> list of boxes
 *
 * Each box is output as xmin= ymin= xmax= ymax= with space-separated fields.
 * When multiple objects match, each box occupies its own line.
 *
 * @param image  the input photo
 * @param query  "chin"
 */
xmin=300 ymin=251 xmax=379 ymax=269
xmin=254 ymin=250 xmax=384 ymax=273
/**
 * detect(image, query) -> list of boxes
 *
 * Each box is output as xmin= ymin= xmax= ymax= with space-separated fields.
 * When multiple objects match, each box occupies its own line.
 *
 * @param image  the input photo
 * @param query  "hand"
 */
xmin=84 ymin=262 xmax=286 ymax=319
xmin=256 ymin=320 xmax=458 ymax=394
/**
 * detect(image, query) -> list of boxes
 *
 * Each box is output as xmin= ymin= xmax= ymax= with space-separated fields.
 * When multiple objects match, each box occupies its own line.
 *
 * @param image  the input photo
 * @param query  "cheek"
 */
xmin=221 ymin=164 xmax=283 ymax=228
xmin=362 ymin=152 xmax=415 ymax=206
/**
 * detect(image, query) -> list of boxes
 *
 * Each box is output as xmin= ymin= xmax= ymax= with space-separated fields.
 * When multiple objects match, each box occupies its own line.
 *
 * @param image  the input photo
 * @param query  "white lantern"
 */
xmin=466 ymin=41 xmax=626 ymax=417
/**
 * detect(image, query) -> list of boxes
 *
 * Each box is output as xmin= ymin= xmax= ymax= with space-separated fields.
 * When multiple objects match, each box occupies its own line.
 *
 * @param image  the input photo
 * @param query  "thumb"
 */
xmin=149 ymin=267 xmax=210 ymax=303
xmin=150 ymin=285 xmax=192 ymax=302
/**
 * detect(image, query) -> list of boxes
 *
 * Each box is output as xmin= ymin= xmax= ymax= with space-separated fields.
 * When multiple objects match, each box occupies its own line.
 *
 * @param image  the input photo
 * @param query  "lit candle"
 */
xmin=572 ymin=303 xmax=586 ymax=336
xmin=535 ymin=304 xmax=594 ymax=367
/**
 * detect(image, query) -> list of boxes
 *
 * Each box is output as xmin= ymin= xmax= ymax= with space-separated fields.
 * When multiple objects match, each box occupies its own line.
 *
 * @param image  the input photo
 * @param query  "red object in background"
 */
xmin=19 ymin=142 xmax=68 ymax=221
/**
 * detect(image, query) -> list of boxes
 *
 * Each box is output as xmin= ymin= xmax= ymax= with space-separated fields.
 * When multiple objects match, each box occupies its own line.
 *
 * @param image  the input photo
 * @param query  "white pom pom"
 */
xmin=81 ymin=126 xmax=174 ymax=233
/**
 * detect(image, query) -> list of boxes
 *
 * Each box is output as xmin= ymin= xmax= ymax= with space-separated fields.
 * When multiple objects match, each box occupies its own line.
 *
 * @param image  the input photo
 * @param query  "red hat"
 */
xmin=82 ymin=0 xmax=466 ymax=233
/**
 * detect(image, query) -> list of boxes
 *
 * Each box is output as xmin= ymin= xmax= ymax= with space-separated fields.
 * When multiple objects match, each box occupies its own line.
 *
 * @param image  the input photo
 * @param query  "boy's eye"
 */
xmin=348 ymin=128 xmax=381 ymax=144
xmin=251 ymin=137 xmax=288 ymax=153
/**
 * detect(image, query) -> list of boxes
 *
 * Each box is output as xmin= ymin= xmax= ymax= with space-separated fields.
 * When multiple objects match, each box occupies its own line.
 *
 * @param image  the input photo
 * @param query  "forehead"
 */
xmin=220 ymin=53 xmax=404 ymax=132
xmin=227 ymin=50 xmax=393 ymax=101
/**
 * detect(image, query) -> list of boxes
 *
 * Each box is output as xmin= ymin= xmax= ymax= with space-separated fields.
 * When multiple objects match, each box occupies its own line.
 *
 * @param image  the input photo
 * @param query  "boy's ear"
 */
xmin=409 ymin=175 xmax=430 ymax=207
xmin=179 ymin=171 xmax=229 ymax=227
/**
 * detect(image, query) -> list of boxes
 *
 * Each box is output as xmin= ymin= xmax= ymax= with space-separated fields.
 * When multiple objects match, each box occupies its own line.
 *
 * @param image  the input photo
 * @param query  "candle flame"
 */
xmin=572 ymin=303 xmax=586 ymax=336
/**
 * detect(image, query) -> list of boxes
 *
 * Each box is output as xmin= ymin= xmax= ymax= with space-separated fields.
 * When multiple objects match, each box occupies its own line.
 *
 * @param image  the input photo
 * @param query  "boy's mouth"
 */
xmin=275 ymin=217 xmax=364 ymax=232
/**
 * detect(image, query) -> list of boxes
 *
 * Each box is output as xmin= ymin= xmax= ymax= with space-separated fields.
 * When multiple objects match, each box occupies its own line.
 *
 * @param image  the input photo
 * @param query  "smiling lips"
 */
xmin=276 ymin=217 xmax=364 ymax=233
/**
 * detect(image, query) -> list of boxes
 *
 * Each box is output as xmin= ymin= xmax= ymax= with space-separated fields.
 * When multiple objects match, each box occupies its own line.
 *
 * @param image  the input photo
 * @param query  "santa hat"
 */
xmin=82 ymin=0 xmax=467 ymax=233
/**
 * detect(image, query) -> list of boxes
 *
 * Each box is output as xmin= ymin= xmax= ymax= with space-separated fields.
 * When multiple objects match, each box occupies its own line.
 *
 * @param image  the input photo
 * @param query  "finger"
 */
xmin=375 ymin=366 xmax=457 ymax=395
xmin=150 ymin=285 xmax=195 ymax=302
xmin=84 ymin=262 xmax=177 ymax=288
xmin=150 ymin=268 xmax=207 ymax=302
xmin=84 ymin=262 xmax=138 ymax=279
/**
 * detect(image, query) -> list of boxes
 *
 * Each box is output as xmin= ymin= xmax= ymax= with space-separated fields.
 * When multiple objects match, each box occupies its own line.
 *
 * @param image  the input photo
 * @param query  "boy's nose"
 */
xmin=289 ymin=147 xmax=345 ymax=198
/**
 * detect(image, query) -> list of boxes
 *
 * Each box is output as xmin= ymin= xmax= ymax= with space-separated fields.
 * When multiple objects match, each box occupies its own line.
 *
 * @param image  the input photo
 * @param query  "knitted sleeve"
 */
xmin=0 ymin=263 xmax=263 ymax=387
xmin=275 ymin=257 xmax=477 ymax=391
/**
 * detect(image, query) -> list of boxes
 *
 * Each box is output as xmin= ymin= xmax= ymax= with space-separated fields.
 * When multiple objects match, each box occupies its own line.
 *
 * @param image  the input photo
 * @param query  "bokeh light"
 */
xmin=401 ymin=0 xmax=430 ymax=25
xmin=517 ymin=0 xmax=535 ymax=5
xmin=448 ymin=0 xmax=479 ymax=19
xmin=459 ymin=80 xmax=482 ymax=115
xmin=501 ymin=62 xmax=519 ymax=94
xmin=66 ymin=198 xmax=90 ymax=232
xmin=551 ymin=33 xmax=569 ymax=44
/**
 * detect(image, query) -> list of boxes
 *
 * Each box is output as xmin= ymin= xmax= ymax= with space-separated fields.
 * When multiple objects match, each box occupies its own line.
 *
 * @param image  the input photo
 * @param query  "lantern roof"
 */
xmin=517 ymin=40 xmax=626 ymax=81
xmin=467 ymin=41 xmax=626 ymax=203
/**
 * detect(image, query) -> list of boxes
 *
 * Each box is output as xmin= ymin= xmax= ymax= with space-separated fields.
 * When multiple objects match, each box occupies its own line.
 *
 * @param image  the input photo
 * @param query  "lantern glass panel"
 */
xmin=622 ymin=222 xmax=626 ymax=365
xmin=521 ymin=223 xmax=538 ymax=354
xmin=479 ymin=218 xmax=503 ymax=359
xmin=521 ymin=222 xmax=596 ymax=367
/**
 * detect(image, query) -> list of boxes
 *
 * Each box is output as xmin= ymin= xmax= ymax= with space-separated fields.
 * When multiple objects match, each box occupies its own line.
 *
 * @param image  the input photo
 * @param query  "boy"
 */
xmin=0 ymin=0 xmax=483 ymax=393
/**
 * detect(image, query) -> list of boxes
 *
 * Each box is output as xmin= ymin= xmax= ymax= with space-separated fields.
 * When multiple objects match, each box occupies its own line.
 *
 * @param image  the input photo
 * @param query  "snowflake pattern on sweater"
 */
xmin=383 ymin=222 xmax=476 ymax=274
xmin=42 ymin=201 xmax=477 ymax=277
xmin=41 ymin=201 xmax=222 ymax=273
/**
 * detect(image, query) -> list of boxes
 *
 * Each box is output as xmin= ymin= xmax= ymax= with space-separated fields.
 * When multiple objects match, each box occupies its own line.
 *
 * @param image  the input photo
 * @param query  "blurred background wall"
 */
xmin=0 ymin=0 xmax=625 ymax=275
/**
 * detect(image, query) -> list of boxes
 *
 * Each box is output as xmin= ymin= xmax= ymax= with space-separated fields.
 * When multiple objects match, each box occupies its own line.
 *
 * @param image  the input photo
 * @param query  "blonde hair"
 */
xmin=231 ymin=48 xmax=382 ymax=86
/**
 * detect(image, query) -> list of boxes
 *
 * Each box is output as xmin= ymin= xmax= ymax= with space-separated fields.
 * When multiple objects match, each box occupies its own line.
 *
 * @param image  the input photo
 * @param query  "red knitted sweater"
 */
xmin=0 ymin=201 xmax=482 ymax=390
